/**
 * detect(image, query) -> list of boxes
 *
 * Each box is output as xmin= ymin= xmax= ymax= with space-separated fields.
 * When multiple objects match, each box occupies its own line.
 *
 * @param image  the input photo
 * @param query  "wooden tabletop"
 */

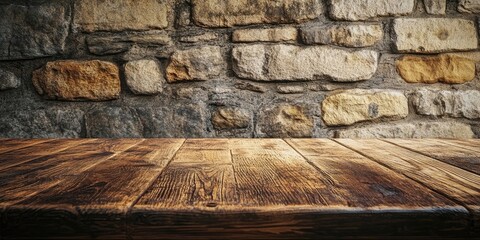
xmin=0 ymin=138 xmax=479 ymax=239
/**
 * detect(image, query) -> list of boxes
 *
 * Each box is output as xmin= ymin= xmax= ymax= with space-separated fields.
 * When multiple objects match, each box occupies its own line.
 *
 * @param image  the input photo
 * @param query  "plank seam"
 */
xmin=1 ymin=139 xmax=149 ymax=240
xmin=332 ymin=139 xmax=477 ymax=232
xmin=0 ymin=139 xmax=95 ymax=171
xmin=436 ymin=140 xmax=480 ymax=154
xmin=380 ymin=139 xmax=480 ymax=176
xmin=283 ymin=139 xmax=342 ymax=199
xmin=125 ymin=138 xmax=187 ymax=240
xmin=6 ymin=139 xmax=148 ymax=208
xmin=0 ymin=139 xmax=52 ymax=155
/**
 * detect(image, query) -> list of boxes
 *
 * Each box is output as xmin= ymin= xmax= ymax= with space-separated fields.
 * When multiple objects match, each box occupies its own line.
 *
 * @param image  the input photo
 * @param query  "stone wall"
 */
xmin=0 ymin=0 xmax=479 ymax=138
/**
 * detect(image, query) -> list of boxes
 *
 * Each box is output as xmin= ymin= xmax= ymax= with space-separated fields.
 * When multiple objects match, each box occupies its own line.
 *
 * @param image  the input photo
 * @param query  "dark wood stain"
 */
xmin=385 ymin=139 xmax=480 ymax=174
xmin=0 ymin=139 xmax=479 ymax=239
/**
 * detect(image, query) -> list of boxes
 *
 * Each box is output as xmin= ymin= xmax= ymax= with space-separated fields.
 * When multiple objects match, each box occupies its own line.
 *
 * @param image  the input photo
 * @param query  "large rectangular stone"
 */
xmin=86 ymin=32 xmax=172 ymax=55
xmin=336 ymin=121 xmax=474 ymax=138
xmin=232 ymin=27 xmax=297 ymax=42
xmin=166 ymin=46 xmax=226 ymax=83
xmin=412 ymin=89 xmax=480 ymax=119
xmin=0 ymin=1 xmax=69 ymax=59
xmin=393 ymin=18 xmax=478 ymax=53
xmin=232 ymin=44 xmax=378 ymax=82
xmin=33 ymin=60 xmax=121 ymax=101
xmin=301 ymin=24 xmax=383 ymax=47
xmin=322 ymin=89 xmax=408 ymax=126
xmin=192 ymin=0 xmax=321 ymax=27
xmin=74 ymin=0 xmax=169 ymax=32
xmin=330 ymin=0 xmax=415 ymax=21
xmin=396 ymin=55 xmax=476 ymax=84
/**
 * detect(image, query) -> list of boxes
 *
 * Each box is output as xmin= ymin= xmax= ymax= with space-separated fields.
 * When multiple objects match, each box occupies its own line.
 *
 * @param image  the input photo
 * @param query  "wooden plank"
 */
xmin=133 ymin=139 xmax=236 ymax=210
xmin=3 ymin=139 xmax=185 ymax=239
xmin=16 ymin=138 xmax=184 ymax=210
xmin=231 ymin=139 xmax=344 ymax=206
xmin=436 ymin=139 xmax=480 ymax=153
xmin=181 ymin=138 xmax=231 ymax=150
xmin=131 ymin=138 xmax=471 ymax=239
xmin=128 ymin=210 xmax=471 ymax=239
xmin=385 ymin=139 xmax=480 ymax=175
xmin=287 ymin=138 xmax=473 ymax=237
xmin=1 ymin=138 xmax=477 ymax=239
xmin=0 ymin=138 xmax=92 ymax=170
xmin=286 ymin=139 xmax=465 ymax=209
xmin=0 ymin=139 xmax=53 ymax=154
xmin=130 ymin=139 xmax=238 ymax=238
xmin=336 ymin=139 xmax=480 ymax=231
xmin=0 ymin=139 xmax=142 ymax=207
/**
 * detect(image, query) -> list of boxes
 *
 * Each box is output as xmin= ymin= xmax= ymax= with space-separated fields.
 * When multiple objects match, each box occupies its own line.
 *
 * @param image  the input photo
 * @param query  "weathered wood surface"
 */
xmin=0 ymin=138 xmax=479 ymax=239
xmin=2 ymin=139 xmax=184 ymax=239
xmin=384 ymin=139 xmax=480 ymax=175
xmin=337 ymin=139 xmax=480 ymax=234
xmin=0 ymin=139 xmax=91 ymax=170
xmin=0 ymin=139 xmax=52 ymax=154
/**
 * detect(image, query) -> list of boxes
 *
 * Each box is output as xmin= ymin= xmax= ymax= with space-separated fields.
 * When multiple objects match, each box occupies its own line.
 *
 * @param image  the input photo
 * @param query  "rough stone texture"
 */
xmin=174 ymin=87 xmax=206 ymax=100
xmin=136 ymin=103 xmax=209 ymax=138
xmin=232 ymin=44 xmax=378 ymax=82
xmin=86 ymin=107 xmax=143 ymax=138
xmin=301 ymin=24 xmax=383 ymax=47
xmin=424 ymin=0 xmax=446 ymax=14
xmin=446 ymin=51 xmax=480 ymax=62
xmin=412 ymin=89 xmax=480 ymax=119
xmin=212 ymin=107 xmax=250 ymax=130
xmin=234 ymin=82 xmax=266 ymax=93
xmin=458 ymin=0 xmax=480 ymax=13
xmin=166 ymin=46 xmax=225 ymax=83
xmin=0 ymin=0 xmax=479 ymax=139
xmin=396 ymin=55 xmax=476 ymax=84
xmin=87 ymin=32 xmax=172 ymax=55
xmin=170 ymin=103 xmax=208 ymax=137
xmin=0 ymin=109 xmax=84 ymax=138
xmin=192 ymin=0 xmax=322 ymax=27
xmin=32 ymin=60 xmax=121 ymax=101
xmin=330 ymin=0 xmax=415 ymax=20
xmin=179 ymin=33 xmax=219 ymax=43
xmin=336 ymin=121 xmax=474 ymax=138
xmin=322 ymin=89 xmax=408 ymax=126
xmin=0 ymin=69 xmax=20 ymax=90
xmin=232 ymin=27 xmax=297 ymax=42
xmin=393 ymin=18 xmax=478 ymax=53
xmin=0 ymin=1 xmax=69 ymax=60
xmin=257 ymin=104 xmax=313 ymax=137
xmin=74 ymin=0 xmax=169 ymax=32
xmin=125 ymin=60 xmax=164 ymax=95
xmin=277 ymin=85 xmax=305 ymax=94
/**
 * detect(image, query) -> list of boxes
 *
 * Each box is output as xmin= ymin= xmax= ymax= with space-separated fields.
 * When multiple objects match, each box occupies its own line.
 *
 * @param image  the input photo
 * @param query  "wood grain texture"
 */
xmin=336 ymin=139 xmax=480 ymax=232
xmin=385 ymin=139 xmax=480 ymax=174
xmin=0 ymin=138 xmax=93 ymax=171
xmin=133 ymin=139 xmax=236 ymax=210
xmin=230 ymin=139 xmax=342 ymax=206
xmin=1 ymin=138 xmax=478 ymax=239
xmin=130 ymin=139 xmax=473 ymax=239
xmin=436 ymin=139 xmax=480 ymax=153
xmin=286 ymin=139 xmax=463 ymax=209
xmin=0 ymin=139 xmax=140 ymax=207
xmin=3 ymin=139 xmax=184 ymax=239
xmin=0 ymin=139 xmax=52 ymax=154
xmin=129 ymin=209 xmax=470 ymax=239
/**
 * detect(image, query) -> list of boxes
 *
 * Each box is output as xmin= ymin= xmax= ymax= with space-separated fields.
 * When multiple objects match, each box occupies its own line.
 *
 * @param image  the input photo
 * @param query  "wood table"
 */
xmin=0 ymin=138 xmax=479 ymax=239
